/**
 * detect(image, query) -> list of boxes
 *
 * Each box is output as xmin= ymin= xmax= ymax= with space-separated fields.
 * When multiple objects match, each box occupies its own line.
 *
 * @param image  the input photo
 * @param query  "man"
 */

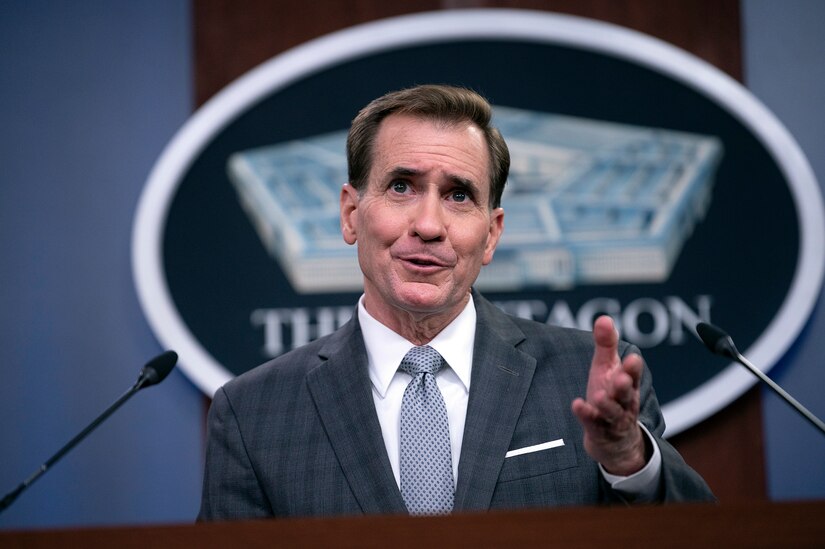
xmin=198 ymin=85 xmax=714 ymax=520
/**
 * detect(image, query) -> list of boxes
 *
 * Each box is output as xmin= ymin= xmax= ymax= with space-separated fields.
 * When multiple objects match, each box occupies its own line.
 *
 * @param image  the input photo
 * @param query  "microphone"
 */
xmin=696 ymin=322 xmax=825 ymax=435
xmin=0 ymin=350 xmax=178 ymax=513
xmin=136 ymin=350 xmax=178 ymax=389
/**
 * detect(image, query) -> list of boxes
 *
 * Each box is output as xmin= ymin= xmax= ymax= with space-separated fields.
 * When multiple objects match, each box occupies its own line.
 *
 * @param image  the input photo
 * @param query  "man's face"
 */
xmin=340 ymin=113 xmax=504 ymax=326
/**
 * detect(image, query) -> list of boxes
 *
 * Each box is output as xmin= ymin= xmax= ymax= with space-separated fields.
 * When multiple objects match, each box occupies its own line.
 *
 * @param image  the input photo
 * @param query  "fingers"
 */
xmin=588 ymin=385 xmax=632 ymax=423
xmin=577 ymin=356 xmax=643 ymax=425
xmin=580 ymin=315 xmax=643 ymax=427
xmin=571 ymin=397 xmax=599 ymax=427
xmin=577 ymin=320 xmax=647 ymax=472
xmin=621 ymin=353 xmax=643 ymax=390
xmin=609 ymin=364 xmax=639 ymax=410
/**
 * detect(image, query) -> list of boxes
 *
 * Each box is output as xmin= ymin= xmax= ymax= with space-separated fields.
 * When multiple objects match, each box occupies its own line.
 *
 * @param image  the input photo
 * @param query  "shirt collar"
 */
xmin=359 ymin=295 xmax=476 ymax=398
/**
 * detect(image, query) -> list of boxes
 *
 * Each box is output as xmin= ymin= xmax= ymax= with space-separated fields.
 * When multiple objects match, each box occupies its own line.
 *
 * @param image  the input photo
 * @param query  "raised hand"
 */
xmin=571 ymin=315 xmax=647 ymax=475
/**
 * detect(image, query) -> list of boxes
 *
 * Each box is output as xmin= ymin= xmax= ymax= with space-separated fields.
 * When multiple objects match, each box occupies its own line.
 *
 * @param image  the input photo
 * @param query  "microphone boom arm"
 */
xmin=696 ymin=322 xmax=825 ymax=436
xmin=0 ymin=351 xmax=177 ymax=514
xmin=731 ymin=347 xmax=825 ymax=435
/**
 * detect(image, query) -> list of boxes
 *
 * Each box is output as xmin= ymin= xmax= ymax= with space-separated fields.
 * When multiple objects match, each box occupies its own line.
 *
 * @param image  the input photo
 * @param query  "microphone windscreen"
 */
xmin=139 ymin=351 xmax=178 ymax=388
xmin=696 ymin=322 xmax=729 ymax=354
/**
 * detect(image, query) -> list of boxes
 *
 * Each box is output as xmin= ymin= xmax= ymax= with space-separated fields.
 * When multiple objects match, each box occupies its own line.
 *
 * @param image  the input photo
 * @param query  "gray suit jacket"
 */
xmin=198 ymin=291 xmax=713 ymax=520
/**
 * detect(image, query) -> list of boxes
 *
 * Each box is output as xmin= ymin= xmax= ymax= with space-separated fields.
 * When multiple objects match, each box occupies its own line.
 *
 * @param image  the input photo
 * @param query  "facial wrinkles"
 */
xmin=381 ymin=125 xmax=485 ymax=185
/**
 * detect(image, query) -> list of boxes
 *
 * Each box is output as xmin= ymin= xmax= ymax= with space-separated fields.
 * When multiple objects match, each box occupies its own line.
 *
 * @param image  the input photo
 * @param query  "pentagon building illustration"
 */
xmin=228 ymin=106 xmax=723 ymax=294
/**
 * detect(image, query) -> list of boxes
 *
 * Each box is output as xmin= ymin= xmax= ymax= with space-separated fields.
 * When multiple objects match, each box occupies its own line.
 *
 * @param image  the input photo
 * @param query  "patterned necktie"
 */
xmin=399 ymin=345 xmax=454 ymax=515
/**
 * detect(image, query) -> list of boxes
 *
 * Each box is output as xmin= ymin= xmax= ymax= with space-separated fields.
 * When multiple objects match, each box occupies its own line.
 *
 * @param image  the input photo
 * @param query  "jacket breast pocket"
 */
xmin=498 ymin=440 xmax=580 ymax=483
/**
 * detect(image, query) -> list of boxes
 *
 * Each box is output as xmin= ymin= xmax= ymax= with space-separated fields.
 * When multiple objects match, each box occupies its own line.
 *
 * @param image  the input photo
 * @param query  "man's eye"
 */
xmin=451 ymin=190 xmax=468 ymax=202
xmin=391 ymin=181 xmax=408 ymax=193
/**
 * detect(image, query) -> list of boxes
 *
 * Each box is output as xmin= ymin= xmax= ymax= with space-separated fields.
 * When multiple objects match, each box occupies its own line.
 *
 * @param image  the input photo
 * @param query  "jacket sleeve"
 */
xmin=603 ymin=343 xmax=716 ymax=504
xmin=197 ymin=386 xmax=273 ymax=521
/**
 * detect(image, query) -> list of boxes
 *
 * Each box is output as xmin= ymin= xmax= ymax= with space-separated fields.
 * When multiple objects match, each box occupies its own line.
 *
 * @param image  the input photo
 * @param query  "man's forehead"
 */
xmin=371 ymin=113 xmax=491 ymax=183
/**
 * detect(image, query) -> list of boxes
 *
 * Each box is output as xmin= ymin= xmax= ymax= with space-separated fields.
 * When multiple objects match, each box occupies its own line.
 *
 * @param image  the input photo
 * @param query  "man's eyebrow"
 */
xmin=388 ymin=166 xmax=421 ymax=178
xmin=388 ymin=166 xmax=480 ymax=191
xmin=449 ymin=175 xmax=479 ymax=193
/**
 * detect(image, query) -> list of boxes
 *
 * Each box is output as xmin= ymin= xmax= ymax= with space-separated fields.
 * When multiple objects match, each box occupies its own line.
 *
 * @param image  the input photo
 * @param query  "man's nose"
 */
xmin=411 ymin=191 xmax=447 ymax=241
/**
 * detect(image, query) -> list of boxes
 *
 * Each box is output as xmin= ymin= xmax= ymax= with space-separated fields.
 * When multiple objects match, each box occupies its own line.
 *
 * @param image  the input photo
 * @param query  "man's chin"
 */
xmin=391 ymin=283 xmax=467 ymax=315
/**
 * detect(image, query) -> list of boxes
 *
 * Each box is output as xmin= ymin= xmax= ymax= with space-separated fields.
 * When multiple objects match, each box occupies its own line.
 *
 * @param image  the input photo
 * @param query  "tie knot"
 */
xmin=400 ymin=345 xmax=445 ymax=376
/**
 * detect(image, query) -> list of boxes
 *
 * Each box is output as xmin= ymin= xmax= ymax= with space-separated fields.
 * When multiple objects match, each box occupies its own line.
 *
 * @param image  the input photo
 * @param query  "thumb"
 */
xmin=592 ymin=315 xmax=619 ymax=368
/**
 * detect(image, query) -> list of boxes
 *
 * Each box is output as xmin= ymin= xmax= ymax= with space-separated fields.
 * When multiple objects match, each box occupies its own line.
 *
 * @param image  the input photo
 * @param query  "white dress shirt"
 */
xmin=358 ymin=294 xmax=662 ymax=501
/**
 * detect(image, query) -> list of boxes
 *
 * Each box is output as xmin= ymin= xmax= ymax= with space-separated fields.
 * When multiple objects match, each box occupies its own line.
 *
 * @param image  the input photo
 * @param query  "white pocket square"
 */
xmin=505 ymin=438 xmax=565 ymax=458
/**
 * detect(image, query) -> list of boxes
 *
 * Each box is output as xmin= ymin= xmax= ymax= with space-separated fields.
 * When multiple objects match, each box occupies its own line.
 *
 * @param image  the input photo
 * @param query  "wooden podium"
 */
xmin=2 ymin=501 xmax=823 ymax=548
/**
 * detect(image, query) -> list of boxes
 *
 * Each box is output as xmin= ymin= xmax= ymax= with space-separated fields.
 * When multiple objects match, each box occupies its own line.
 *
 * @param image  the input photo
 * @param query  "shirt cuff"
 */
xmin=599 ymin=422 xmax=662 ymax=502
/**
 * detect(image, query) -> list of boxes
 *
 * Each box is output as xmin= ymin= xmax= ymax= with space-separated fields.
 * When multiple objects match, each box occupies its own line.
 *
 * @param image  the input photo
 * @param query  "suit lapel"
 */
xmin=305 ymin=317 xmax=407 ymax=515
xmin=454 ymin=292 xmax=537 ymax=511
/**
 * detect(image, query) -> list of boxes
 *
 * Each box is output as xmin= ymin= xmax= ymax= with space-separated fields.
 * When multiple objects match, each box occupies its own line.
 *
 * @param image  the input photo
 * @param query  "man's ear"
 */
xmin=340 ymin=183 xmax=359 ymax=245
xmin=482 ymin=207 xmax=504 ymax=265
